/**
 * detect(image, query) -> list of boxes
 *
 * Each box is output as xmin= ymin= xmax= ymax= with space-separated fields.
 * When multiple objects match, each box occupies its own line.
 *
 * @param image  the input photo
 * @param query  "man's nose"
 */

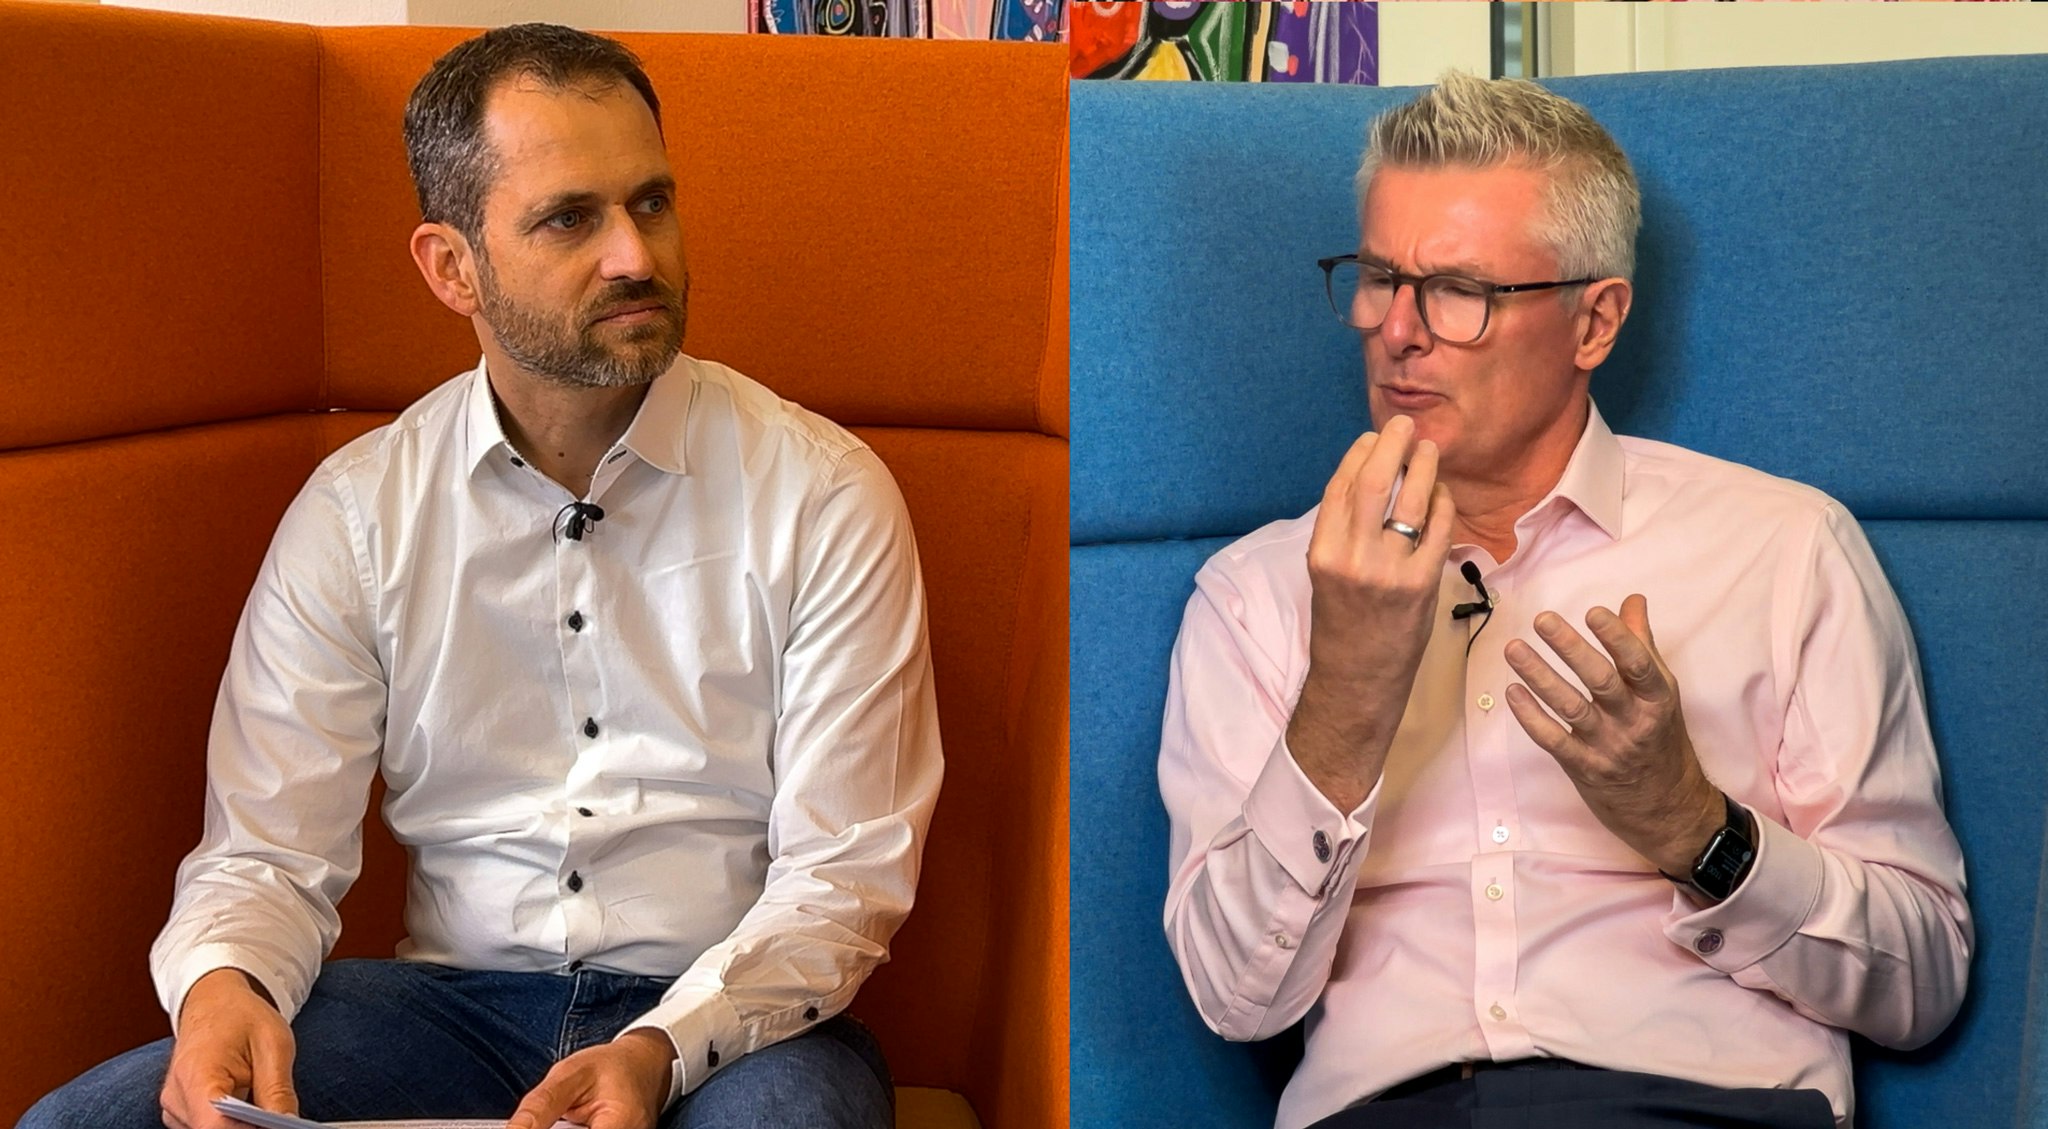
xmin=598 ymin=209 xmax=657 ymax=280
xmin=1376 ymin=279 xmax=1433 ymax=354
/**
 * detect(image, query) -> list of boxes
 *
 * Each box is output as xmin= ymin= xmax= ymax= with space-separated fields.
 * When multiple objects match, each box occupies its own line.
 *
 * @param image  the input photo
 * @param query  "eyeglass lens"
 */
xmin=1327 ymin=262 xmax=1489 ymax=344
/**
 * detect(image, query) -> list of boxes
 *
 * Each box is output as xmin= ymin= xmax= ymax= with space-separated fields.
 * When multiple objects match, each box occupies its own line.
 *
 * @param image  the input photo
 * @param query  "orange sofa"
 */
xmin=0 ymin=5 xmax=1068 ymax=1128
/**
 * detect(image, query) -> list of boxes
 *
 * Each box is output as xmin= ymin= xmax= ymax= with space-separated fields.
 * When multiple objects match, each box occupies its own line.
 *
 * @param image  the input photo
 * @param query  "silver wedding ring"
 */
xmin=1382 ymin=518 xmax=1423 ymax=545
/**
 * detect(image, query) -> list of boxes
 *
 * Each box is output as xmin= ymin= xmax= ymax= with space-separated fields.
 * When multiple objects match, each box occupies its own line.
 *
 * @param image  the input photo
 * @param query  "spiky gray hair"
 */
xmin=1358 ymin=71 xmax=1641 ymax=281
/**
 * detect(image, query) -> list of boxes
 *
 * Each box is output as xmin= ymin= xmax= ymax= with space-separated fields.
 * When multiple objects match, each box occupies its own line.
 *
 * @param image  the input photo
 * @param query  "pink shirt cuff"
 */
xmin=1242 ymin=731 xmax=1378 ymax=898
xmin=1663 ymin=804 xmax=1824 ymax=972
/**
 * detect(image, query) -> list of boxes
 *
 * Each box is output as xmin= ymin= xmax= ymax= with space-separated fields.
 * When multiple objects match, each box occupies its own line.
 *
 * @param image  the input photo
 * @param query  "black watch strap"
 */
xmin=1663 ymin=794 xmax=1756 ymax=902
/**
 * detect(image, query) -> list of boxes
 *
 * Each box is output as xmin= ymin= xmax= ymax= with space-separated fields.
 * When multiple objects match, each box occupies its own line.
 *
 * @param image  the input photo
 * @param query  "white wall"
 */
xmin=1377 ymin=1 xmax=1491 ymax=89
xmin=407 ymin=0 xmax=743 ymax=33
xmin=105 ymin=0 xmax=746 ymax=29
xmin=1548 ymin=2 xmax=2048 ymax=77
xmin=108 ymin=0 xmax=402 ymax=22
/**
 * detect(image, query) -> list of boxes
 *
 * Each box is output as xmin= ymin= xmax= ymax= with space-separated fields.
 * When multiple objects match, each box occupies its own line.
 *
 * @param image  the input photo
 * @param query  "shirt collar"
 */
xmin=463 ymin=355 xmax=695 ymax=479
xmin=1516 ymin=397 xmax=1625 ymax=543
xmin=463 ymin=356 xmax=506 ymax=478
xmin=614 ymin=356 xmax=693 ymax=476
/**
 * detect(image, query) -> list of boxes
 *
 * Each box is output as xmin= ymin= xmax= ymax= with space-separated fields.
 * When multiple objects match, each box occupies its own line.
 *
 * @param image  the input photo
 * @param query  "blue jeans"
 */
xmin=22 ymin=958 xmax=893 ymax=1129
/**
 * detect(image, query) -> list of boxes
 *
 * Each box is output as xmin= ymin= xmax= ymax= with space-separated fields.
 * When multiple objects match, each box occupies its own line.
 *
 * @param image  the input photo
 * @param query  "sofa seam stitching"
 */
xmin=315 ymin=26 xmax=332 ymax=421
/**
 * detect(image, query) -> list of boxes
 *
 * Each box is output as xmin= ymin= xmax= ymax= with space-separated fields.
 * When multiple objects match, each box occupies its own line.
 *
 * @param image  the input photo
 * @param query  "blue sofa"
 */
xmin=1070 ymin=58 xmax=2048 ymax=1127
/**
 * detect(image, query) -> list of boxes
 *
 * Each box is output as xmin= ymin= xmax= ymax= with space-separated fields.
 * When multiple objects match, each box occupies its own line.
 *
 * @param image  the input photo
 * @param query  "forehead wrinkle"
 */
xmin=479 ymin=87 xmax=671 ymax=227
xmin=1358 ymin=248 xmax=1495 ymax=279
xmin=1362 ymin=169 xmax=1558 ymax=280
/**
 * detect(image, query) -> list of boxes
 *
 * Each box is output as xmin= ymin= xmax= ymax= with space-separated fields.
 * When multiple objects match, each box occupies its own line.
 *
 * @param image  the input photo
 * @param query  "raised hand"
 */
xmin=1502 ymin=594 xmax=1726 ymax=876
xmin=1288 ymin=414 xmax=1457 ymax=811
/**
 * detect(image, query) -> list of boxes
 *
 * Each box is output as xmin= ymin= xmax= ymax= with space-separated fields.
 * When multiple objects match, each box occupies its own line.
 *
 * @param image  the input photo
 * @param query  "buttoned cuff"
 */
xmin=621 ymin=989 xmax=746 ymax=1108
xmin=159 ymin=943 xmax=306 ymax=1035
xmin=1663 ymin=805 xmax=1824 ymax=972
xmin=617 ymin=1025 xmax=689 ymax=1110
xmin=1243 ymin=731 xmax=1378 ymax=899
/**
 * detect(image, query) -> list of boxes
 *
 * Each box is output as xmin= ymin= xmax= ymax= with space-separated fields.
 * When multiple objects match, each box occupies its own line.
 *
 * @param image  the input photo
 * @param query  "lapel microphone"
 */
xmin=1451 ymin=561 xmax=1494 ymax=620
xmin=556 ymin=501 xmax=606 ymax=542
xmin=1452 ymin=560 xmax=1496 ymax=658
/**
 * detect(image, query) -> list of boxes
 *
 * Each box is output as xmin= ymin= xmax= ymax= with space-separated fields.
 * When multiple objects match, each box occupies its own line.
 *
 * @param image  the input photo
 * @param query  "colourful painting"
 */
xmin=1071 ymin=1 xmax=1377 ymax=85
xmin=753 ymin=0 xmax=1066 ymax=41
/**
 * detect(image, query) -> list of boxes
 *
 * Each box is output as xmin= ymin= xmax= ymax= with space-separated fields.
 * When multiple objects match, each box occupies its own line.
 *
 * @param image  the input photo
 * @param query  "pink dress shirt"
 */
xmin=1159 ymin=400 xmax=1971 ymax=1129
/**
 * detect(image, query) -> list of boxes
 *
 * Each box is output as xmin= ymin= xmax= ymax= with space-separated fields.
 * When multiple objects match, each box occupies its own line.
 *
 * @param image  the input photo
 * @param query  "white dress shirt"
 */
xmin=151 ymin=354 xmax=943 ymax=1103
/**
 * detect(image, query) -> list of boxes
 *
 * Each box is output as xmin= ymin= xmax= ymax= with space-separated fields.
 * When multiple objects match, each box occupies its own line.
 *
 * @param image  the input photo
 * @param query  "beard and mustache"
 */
xmin=477 ymin=255 xmax=689 ymax=390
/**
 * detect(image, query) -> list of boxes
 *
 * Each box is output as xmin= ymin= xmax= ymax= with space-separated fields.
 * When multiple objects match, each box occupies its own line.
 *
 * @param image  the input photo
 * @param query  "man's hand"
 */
xmin=159 ymin=968 xmax=297 ymax=1129
xmin=1502 ymin=594 xmax=1726 ymax=876
xmin=1289 ymin=414 xmax=1458 ymax=811
xmin=507 ymin=1027 xmax=675 ymax=1129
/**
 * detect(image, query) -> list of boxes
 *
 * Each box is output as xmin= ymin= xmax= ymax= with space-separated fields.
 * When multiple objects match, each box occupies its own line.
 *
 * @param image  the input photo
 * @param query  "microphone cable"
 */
xmin=554 ymin=501 xmax=606 ymax=542
xmin=1450 ymin=560 xmax=1495 ymax=659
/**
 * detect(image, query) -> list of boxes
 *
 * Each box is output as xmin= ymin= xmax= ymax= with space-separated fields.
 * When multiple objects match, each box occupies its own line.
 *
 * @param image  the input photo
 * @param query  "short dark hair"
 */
xmin=402 ymin=23 xmax=663 ymax=243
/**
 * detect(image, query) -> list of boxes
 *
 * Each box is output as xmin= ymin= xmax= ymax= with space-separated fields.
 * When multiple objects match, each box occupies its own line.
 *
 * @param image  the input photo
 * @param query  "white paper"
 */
xmin=214 ymin=1095 xmax=579 ymax=1129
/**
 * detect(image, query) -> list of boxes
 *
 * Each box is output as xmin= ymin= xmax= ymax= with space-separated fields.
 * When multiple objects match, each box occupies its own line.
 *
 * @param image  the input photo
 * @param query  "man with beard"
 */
xmin=21 ymin=24 xmax=939 ymax=1129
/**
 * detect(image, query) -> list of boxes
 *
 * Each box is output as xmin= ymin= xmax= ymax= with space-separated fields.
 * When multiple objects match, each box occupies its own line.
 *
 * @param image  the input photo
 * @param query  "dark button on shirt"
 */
xmin=583 ymin=718 xmax=599 ymax=739
xmin=1312 ymin=829 xmax=1332 ymax=864
xmin=567 ymin=872 xmax=584 ymax=893
xmin=567 ymin=611 xmax=585 ymax=632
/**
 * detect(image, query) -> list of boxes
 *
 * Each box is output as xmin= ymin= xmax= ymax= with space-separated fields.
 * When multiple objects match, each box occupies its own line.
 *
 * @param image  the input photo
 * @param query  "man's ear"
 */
xmin=1573 ymin=276 xmax=1634 ymax=372
xmin=410 ymin=222 xmax=482 ymax=317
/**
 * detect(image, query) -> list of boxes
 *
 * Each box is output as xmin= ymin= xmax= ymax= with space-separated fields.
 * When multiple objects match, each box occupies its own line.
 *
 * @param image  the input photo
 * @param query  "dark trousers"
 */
xmin=1308 ymin=1065 xmax=1837 ymax=1129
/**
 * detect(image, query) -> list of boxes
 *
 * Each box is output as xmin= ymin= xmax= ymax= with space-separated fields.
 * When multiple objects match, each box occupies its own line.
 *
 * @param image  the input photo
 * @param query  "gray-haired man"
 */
xmin=1159 ymin=73 xmax=1968 ymax=1129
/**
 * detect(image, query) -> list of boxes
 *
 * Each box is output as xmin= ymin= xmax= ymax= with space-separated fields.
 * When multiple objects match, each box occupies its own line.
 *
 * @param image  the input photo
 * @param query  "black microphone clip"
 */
xmin=1450 ymin=560 xmax=1495 ymax=621
xmin=557 ymin=501 xmax=606 ymax=542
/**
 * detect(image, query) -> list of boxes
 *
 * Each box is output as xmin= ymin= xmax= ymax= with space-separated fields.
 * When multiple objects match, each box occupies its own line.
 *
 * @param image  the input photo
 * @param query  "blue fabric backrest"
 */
xmin=1070 ymin=57 xmax=2048 ymax=1127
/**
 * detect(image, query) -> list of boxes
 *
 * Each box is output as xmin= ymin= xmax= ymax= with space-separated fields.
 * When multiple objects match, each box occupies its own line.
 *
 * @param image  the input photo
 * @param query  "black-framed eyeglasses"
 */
xmin=1318 ymin=254 xmax=1597 ymax=344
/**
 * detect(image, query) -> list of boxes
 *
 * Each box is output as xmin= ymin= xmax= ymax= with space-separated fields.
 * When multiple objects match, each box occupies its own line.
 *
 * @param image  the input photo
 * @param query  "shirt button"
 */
xmin=1492 ymin=825 xmax=1510 ymax=844
xmin=1312 ymin=829 xmax=1332 ymax=863
xmin=567 ymin=611 xmax=585 ymax=632
xmin=577 ymin=807 xmax=594 ymax=817
xmin=582 ymin=718 xmax=599 ymax=739
xmin=804 ymin=1006 xmax=820 ymax=1021
xmin=1477 ymin=693 xmax=1496 ymax=711
xmin=566 ymin=872 xmax=584 ymax=893
xmin=1696 ymin=929 xmax=1725 ymax=956
xmin=510 ymin=456 xmax=525 ymax=468
xmin=1489 ymin=1003 xmax=1508 ymax=1021
xmin=1484 ymin=883 xmax=1503 ymax=901
xmin=1273 ymin=933 xmax=1294 ymax=950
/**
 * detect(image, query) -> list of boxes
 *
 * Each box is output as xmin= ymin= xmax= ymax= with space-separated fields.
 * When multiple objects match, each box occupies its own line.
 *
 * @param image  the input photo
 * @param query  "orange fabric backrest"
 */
xmin=0 ymin=3 xmax=1067 ymax=1125
xmin=316 ymin=28 xmax=1069 ymax=435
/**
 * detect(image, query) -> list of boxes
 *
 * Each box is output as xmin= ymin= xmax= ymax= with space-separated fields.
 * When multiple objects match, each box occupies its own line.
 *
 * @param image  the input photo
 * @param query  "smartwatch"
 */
xmin=1664 ymin=794 xmax=1756 ymax=902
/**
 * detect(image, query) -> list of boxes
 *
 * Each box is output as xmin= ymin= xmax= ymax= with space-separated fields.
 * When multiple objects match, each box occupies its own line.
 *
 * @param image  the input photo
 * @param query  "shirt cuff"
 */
xmin=1242 ymin=730 xmax=1378 ymax=898
xmin=621 ymin=988 xmax=746 ymax=1107
xmin=616 ymin=1025 xmax=689 ymax=1110
xmin=1663 ymin=805 xmax=1824 ymax=972
xmin=159 ymin=943 xmax=306 ymax=1035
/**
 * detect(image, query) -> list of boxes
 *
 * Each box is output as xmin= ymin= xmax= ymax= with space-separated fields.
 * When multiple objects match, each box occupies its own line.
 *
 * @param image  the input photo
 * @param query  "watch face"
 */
xmin=1694 ymin=828 xmax=1757 ymax=900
